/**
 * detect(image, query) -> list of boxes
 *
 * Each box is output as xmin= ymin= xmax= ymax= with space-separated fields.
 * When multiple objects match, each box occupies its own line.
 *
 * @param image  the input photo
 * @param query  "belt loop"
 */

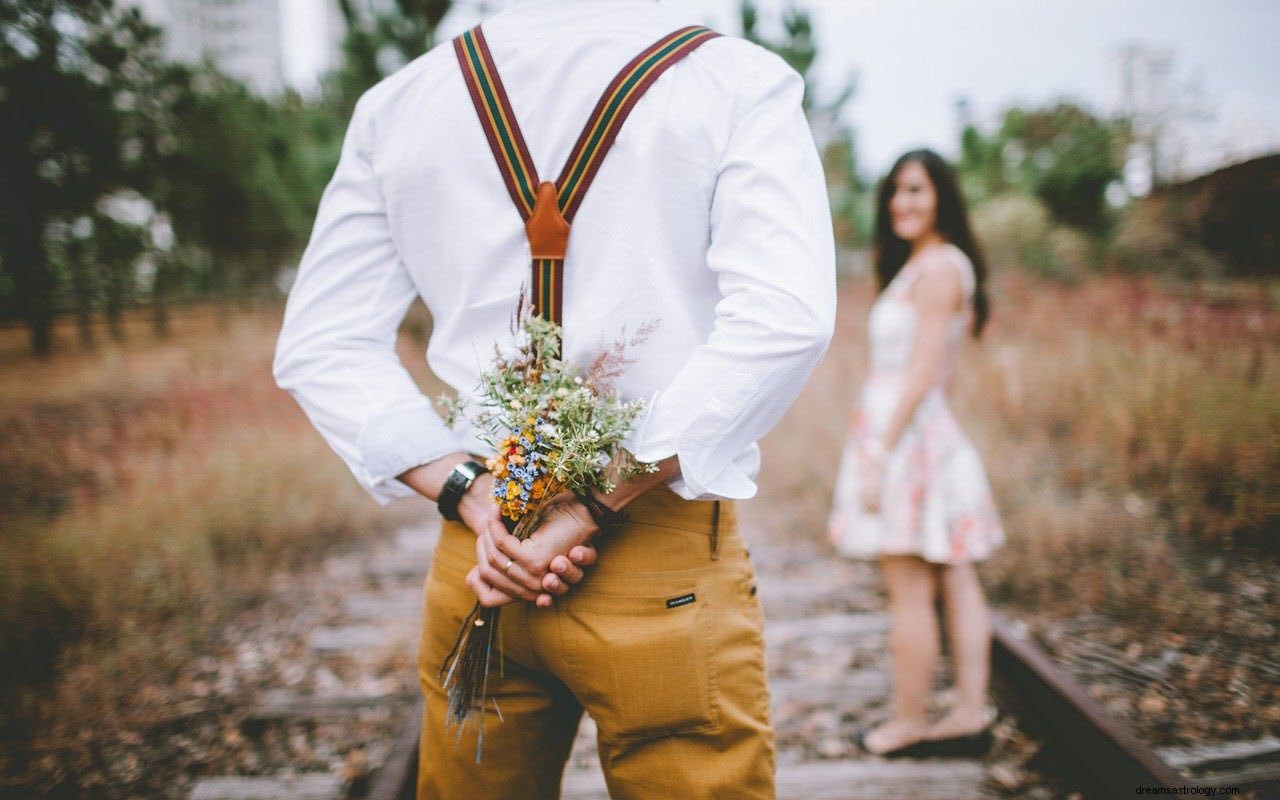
xmin=710 ymin=500 xmax=720 ymax=561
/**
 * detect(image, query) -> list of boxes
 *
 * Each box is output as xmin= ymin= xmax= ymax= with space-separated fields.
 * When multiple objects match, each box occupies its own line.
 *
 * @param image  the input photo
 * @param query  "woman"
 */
xmin=827 ymin=149 xmax=1006 ymax=758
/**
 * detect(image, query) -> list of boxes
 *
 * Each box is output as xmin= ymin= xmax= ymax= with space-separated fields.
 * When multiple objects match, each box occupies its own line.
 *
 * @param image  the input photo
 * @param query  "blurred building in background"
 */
xmin=126 ymin=0 xmax=287 ymax=96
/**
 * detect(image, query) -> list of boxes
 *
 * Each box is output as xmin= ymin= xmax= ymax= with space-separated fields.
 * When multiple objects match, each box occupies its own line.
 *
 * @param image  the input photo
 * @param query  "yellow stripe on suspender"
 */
xmin=459 ymin=31 xmax=538 ymax=215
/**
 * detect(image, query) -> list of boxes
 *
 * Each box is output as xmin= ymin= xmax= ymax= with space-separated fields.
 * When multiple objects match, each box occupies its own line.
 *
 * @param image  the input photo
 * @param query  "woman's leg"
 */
xmin=864 ymin=554 xmax=939 ymax=753
xmin=929 ymin=560 xmax=994 ymax=737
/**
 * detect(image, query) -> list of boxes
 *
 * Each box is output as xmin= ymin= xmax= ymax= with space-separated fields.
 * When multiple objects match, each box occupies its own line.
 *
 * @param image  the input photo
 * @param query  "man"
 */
xmin=272 ymin=0 xmax=835 ymax=796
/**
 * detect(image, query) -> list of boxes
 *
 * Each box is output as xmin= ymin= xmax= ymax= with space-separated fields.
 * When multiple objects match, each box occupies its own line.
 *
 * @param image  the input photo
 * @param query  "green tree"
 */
xmin=741 ymin=0 xmax=816 ymax=109
xmin=960 ymin=102 xmax=1125 ymax=235
xmin=0 ymin=1 xmax=221 ymax=351
xmin=326 ymin=0 xmax=453 ymax=121
xmin=958 ymin=122 xmax=1008 ymax=202
xmin=740 ymin=1 xmax=869 ymax=248
xmin=0 ymin=1 xmax=365 ymax=354
xmin=1003 ymin=103 xmax=1124 ymax=233
xmin=156 ymin=70 xmax=308 ymax=322
xmin=0 ymin=0 xmax=124 ymax=356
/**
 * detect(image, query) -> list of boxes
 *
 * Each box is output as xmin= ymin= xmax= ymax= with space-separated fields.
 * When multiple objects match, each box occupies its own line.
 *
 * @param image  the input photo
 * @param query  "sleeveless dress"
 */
xmin=827 ymin=243 xmax=1005 ymax=564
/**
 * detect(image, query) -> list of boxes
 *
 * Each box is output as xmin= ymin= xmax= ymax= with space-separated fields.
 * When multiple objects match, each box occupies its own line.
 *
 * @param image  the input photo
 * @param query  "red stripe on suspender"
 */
xmin=555 ymin=27 xmax=718 ymax=222
xmin=454 ymin=28 xmax=540 ymax=219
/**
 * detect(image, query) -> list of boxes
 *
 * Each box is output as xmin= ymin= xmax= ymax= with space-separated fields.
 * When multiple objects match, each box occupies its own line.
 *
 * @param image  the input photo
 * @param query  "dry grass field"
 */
xmin=1 ymin=271 xmax=1277 ymax=788
xmin=753 ymin=273 xmax=1278 ymax=613
xmin=750 ymin=271 xmax=1280 ymax=745
xmin=0 ymin=302 xmax=440 ymax=784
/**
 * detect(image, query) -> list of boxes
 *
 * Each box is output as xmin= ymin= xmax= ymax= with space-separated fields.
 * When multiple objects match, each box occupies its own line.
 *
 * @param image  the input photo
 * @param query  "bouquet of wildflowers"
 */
xmin=436 ymin=297 xmax=657 ymax=755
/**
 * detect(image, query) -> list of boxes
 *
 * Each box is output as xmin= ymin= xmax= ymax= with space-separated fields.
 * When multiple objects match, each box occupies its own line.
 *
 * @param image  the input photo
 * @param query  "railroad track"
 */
xmin=992 ymin=614 xmax=1280 ymax=799
xmin=186 ymin=514 xmax=1280 ymax=800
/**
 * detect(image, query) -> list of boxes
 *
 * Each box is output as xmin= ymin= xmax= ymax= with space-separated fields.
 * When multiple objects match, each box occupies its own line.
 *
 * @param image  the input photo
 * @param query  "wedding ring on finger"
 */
xmin=502 ymin=558 xmax=515 ymax=575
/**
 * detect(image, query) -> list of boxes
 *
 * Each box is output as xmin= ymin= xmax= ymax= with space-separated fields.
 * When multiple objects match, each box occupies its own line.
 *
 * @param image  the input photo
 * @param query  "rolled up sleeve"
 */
xmin=272 ymin=92 xmax=465 ymax=506
xmin=631 ymin=49 xmax=837 ymax=500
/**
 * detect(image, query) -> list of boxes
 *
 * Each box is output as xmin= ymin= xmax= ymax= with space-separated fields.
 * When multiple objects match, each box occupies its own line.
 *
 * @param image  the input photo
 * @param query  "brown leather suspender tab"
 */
xmin=525 ymin=181 xmax=570 ymax=259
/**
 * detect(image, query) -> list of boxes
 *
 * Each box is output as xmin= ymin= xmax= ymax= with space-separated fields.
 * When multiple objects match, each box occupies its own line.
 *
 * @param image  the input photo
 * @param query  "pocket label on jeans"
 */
xmin=665 ymin=593 xmax=697 ymax=609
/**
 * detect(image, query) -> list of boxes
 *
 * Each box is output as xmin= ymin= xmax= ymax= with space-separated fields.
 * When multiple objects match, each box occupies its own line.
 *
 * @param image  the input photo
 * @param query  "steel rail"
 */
xmin=992 ymin=611 xmax=1279 ymax=800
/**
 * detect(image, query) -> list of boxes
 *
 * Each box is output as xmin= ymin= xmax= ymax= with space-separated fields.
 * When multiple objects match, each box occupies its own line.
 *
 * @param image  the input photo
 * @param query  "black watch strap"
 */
xmin=438 ymin=460 xmax=487 ymax=522
xmin=575 ymin=490 xmax=629 ymax=536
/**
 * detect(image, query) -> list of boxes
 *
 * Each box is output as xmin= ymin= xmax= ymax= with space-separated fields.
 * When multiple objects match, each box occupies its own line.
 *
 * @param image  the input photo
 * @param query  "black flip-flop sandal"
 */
xmin=920 ymin=725 xmax=995 ymax=758
xmin=854 ymin=725 xmax=937 ymax=759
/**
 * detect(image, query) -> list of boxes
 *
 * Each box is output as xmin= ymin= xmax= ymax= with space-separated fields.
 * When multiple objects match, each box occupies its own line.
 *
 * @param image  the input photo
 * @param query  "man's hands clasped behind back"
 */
xmin=458 ymin=473 xmax=599 ymax=608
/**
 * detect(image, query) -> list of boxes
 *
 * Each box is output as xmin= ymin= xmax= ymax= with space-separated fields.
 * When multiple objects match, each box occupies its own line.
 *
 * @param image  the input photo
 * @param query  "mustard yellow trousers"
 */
xmin=415 ymin=486 xmax=775 ymax=799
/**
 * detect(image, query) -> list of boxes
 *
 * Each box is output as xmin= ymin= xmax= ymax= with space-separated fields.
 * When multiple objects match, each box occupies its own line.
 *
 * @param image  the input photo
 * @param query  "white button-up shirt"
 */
xmin=272 ymin=0 xmax=837 ymax=506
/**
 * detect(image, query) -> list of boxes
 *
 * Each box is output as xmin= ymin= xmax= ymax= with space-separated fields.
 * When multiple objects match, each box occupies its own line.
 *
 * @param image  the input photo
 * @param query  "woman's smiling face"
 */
xmin=888 ymin=160 xmax=938 ymax=243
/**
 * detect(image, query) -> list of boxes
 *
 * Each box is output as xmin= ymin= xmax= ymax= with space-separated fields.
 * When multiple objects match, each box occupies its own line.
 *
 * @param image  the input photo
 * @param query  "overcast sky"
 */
xmin=281 ymin=0 xmax=1280 ymax=175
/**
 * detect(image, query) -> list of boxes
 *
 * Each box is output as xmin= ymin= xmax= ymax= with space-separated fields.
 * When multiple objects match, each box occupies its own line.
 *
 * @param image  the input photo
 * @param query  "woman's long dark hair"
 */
xmin=873 ymin=148 xmax=990 ymax=338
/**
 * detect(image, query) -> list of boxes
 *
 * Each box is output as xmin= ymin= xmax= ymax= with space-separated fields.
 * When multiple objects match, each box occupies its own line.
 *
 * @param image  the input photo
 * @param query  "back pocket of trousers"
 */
xmin=566 ymin=584 xmax=719 ymax=742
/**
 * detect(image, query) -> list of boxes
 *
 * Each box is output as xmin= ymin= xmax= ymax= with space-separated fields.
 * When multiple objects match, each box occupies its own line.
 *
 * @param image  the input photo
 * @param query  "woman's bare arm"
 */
xmin=878 ymin=252 xmax=963 ymax=453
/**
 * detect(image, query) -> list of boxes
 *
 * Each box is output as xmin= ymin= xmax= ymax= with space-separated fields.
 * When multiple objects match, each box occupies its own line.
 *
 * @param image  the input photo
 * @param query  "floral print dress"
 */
xmin=827 ymin=243 xmax=1005 ymax=564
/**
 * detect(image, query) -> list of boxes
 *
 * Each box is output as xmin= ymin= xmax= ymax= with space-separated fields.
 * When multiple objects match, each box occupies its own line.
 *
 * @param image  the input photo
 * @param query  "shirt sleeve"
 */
xmin=630 ymin=48 xmax=838 ymax=500
xmin=272 ymin=91 xmax=466 ymax=506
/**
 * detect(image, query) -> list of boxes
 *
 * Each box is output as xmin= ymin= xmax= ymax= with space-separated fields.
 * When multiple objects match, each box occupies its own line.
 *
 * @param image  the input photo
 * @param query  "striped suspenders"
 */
xmin=454 ymin=24 xmax=719 ymax=325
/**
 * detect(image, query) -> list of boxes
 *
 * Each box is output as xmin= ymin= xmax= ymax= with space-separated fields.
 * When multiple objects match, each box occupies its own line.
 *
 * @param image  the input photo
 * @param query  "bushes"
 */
xmin=761 ymin=274 xmax=1278 ymax=626
xmin=961 ymin=273 xmax=1280 ymax=556
xmin=972 ymin=193 xmax=1097 ymax=283
xmin=1110 ymin=197 xmax=1224 ymax=280
xmin=970 ymin=189 xmax=1237 ymax=286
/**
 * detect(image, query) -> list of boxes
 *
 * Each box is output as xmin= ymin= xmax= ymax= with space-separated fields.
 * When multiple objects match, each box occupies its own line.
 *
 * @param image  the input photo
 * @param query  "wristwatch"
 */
xmin=575 ymin=490 xmax=629 ymax=537
xmin=437 ymin=460 xmax=488 ymax=522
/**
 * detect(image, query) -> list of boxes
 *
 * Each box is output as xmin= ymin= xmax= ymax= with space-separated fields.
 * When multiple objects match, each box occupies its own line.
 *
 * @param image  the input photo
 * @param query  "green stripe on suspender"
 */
xmin=557 ymin=27 xmax=713 ymax=210
xmin=540 ymin=260 xmax=554 ymax=322
xmin=461 ymin=32 xmax=538 ymax=213
xmin=532 ymin=258 xmax=559 ymax=323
